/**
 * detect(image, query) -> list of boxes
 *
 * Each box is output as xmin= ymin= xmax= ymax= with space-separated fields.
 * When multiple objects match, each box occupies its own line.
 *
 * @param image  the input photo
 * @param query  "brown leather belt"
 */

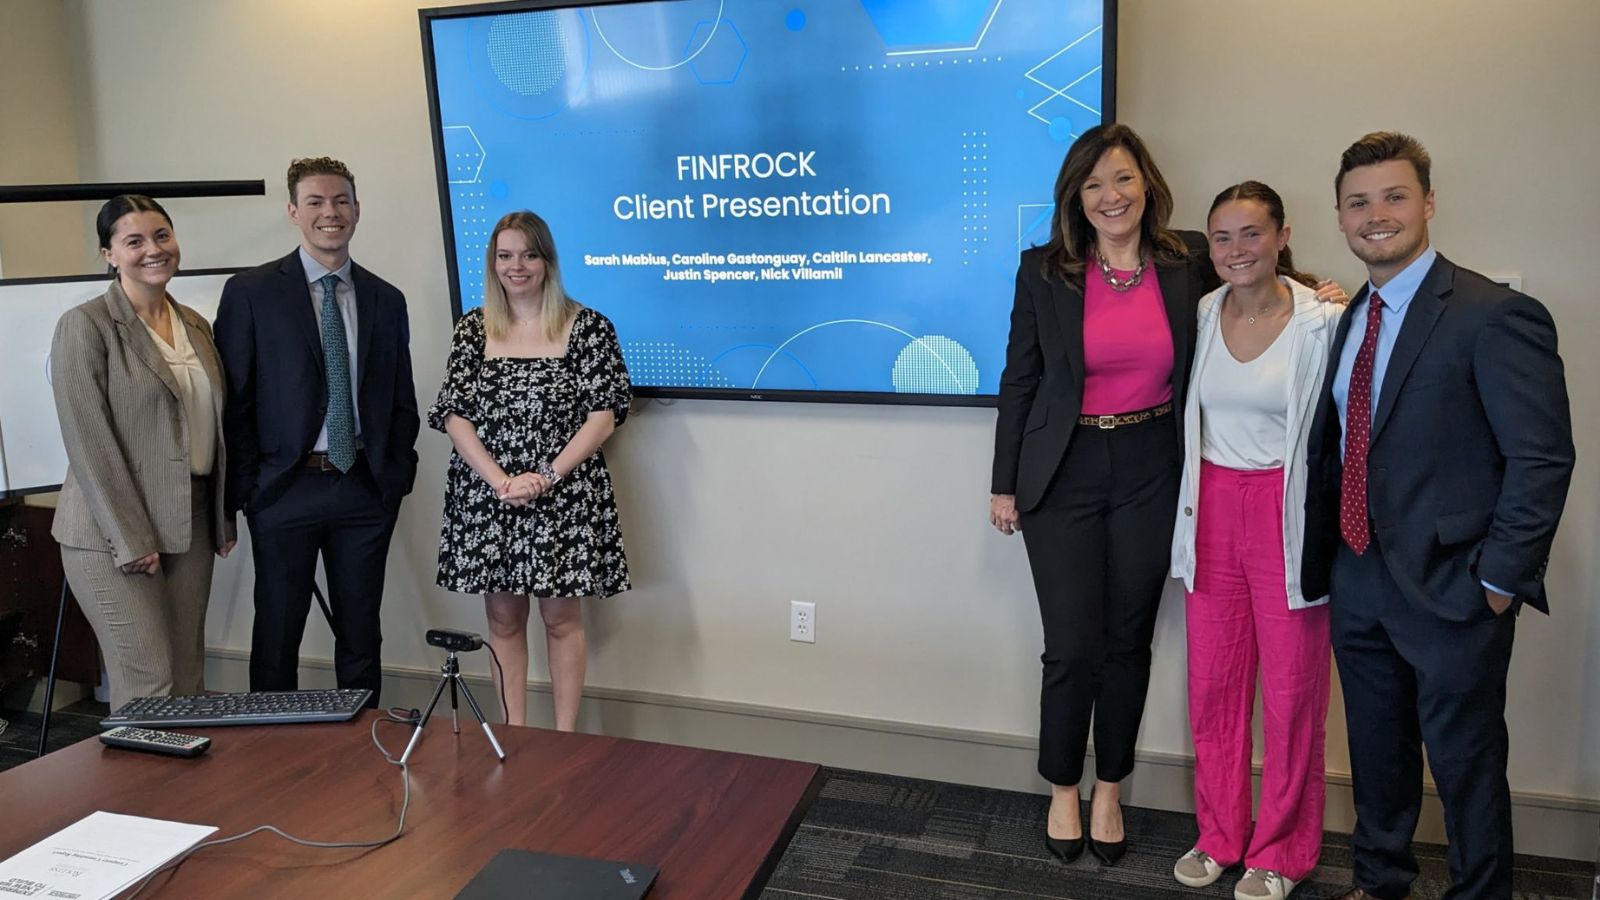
xmin=1077 ymin=401 xmax=1173 ymax=430
xmin=303 ymin=450 xmax=363 ymax=472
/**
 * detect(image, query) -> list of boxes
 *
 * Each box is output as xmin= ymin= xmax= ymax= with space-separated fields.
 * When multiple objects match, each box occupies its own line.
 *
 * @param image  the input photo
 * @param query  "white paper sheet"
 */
xmin=0 ymin=811 xmax=217 ymax=899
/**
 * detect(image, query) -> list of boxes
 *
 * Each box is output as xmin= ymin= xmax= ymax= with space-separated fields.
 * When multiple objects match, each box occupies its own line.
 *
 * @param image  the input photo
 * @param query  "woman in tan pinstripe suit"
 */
xmin=51 ymin=195 xmax=235 ymax=710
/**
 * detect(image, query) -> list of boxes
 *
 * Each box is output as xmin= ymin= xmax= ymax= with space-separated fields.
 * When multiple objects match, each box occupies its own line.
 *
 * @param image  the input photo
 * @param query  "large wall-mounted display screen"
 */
xmin=421 ymin=0 xmax=1115 ymax=403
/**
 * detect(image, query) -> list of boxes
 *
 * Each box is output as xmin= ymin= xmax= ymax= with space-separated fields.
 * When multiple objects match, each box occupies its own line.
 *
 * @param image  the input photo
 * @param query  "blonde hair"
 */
xmin=482 ymin=211 xmax=576 ymax=342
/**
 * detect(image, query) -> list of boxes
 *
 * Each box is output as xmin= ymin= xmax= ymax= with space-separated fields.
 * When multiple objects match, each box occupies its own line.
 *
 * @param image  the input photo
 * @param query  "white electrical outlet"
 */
xmin=790 ymin=601 xmax=815 ymax=643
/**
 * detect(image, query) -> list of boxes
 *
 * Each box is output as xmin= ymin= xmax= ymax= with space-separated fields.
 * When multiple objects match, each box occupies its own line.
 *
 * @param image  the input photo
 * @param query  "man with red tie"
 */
xmin=1302 ymin=133 xmax=1574 ymax=900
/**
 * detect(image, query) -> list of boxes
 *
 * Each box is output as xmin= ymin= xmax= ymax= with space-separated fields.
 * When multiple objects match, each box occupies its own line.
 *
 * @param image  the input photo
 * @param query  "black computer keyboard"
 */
xmin=101 ymin=688 xmax=372 ymax=728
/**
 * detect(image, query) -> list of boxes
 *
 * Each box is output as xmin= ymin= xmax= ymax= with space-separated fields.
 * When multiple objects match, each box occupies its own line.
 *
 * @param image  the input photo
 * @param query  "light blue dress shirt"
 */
xmin=1331 ymin=246 xmax=1509 ymax=597
xmin=1331 ymin=246 xmax=1437 ymax=445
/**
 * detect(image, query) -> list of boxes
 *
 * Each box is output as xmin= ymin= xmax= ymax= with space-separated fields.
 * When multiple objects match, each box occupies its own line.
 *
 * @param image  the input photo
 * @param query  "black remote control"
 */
xmin=100 ymin=726 xmax=211 ymax=758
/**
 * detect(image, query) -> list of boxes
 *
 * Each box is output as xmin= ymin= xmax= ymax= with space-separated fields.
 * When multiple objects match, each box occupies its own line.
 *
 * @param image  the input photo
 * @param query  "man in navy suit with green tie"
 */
xmin=215 ymin=157 xmax=419 ymax=706
xmin=1303 ymin=133 xmax=1574 ymax=900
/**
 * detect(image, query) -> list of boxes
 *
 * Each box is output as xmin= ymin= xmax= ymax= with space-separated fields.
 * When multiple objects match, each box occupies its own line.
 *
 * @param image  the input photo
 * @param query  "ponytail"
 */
xmin=1275 ymin=244 xmax=1320 ymax=289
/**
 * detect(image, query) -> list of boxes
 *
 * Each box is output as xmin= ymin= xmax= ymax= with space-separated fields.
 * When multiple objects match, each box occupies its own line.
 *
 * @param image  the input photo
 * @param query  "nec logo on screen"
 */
xmin=618 ymin=868 xmax=638 ymax=884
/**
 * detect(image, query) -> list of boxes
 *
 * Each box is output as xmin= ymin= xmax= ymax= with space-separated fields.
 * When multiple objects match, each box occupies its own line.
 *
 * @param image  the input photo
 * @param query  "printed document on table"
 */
xmin=0 ymin=811 xmax=217 ymax=899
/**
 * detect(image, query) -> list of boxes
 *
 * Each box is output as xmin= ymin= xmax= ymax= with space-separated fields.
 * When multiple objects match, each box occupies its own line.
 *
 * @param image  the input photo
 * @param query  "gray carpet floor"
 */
xmin=0 ymin=696 xmax=106 ymax=769
xmin=3 ymin=703 xmax=1593 ymax=899
xmin=757 ymin=770 xmax=1594 ymax=900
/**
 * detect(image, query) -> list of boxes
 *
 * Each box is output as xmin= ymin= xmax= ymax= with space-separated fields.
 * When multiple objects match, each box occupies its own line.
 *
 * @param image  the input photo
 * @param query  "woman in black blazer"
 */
xmin=990 ymin=123 xmax=1218 ymax=865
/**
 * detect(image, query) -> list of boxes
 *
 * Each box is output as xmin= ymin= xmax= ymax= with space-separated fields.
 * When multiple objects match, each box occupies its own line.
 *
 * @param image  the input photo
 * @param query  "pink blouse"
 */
xmin=1080 ymin=268 xmax=1174 ymax=415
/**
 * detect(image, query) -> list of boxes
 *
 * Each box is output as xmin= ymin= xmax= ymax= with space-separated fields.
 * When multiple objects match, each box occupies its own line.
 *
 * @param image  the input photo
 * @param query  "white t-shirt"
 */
xmin=1197 ymin=317 xmax=1292 ymax=470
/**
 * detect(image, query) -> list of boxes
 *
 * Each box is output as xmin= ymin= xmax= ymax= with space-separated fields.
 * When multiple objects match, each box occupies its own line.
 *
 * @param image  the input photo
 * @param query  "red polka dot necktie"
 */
xmin=1340 ymin=292 xmax=1383 ymax=554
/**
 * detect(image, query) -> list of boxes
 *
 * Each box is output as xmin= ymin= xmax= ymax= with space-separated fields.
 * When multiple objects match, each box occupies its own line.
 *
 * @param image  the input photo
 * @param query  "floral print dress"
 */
xmin=430 ymin=306 xmax=631 ymax=597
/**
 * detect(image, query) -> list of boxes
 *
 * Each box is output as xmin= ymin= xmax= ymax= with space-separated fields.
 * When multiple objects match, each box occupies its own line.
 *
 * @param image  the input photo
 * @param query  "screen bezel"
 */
xmin=418 ymin=0 xmax=1118 ymax=407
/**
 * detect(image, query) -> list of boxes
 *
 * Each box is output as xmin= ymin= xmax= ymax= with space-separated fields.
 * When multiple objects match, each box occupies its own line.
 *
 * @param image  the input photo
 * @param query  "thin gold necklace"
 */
xmin=1234 ymin=291 xmax=1285 ymax=325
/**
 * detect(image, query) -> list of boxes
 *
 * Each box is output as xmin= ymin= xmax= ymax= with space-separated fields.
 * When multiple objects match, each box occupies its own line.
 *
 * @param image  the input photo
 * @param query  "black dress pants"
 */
xmin=1331 ymin=540 xmax=1516 ymax=900
xmin=1019 ymin=416 xmax=1179 ymax=786
xmin=246 ymin=458 xmax=398 ymax=706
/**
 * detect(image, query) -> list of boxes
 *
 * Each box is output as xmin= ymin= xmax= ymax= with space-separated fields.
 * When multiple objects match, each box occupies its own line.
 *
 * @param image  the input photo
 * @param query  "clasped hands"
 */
xmin=497 ymin=471 xmax=553 ymax=506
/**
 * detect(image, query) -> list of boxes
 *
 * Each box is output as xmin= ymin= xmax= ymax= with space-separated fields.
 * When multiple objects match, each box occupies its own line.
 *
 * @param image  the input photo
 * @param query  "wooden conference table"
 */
xmin=0 ymin=712 xmax=821 ymax=898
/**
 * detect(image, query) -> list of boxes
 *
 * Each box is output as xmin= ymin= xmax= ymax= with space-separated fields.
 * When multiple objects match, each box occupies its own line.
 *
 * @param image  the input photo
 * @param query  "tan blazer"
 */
xmin=51 ymin=280 xmax=232 ymax=565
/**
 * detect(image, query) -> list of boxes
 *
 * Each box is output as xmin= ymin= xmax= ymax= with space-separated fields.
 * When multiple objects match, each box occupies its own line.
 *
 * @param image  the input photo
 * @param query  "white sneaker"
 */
xmin=1234 ymin=868 xmax=1297 ymax=900
xmin=1173 ymin=848 xmax=1223 ymax=887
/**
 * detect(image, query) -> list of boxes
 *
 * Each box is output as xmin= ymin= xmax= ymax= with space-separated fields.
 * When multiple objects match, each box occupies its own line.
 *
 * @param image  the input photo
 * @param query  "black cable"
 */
xmin=119 ymin=710 xmax=419 ymax=899
xmin=484 ymin=642 xmax=509 ymax=723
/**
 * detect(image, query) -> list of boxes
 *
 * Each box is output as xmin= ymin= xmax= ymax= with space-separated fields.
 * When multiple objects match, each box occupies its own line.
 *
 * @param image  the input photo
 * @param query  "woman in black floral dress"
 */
xmin=429 ymin=211 xmax=630 ymax=731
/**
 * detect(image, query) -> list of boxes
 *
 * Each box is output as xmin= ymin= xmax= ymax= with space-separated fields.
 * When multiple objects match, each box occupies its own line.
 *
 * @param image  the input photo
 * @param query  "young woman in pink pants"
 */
xmin=1169 ymin=182 xmax=1346 ymax=900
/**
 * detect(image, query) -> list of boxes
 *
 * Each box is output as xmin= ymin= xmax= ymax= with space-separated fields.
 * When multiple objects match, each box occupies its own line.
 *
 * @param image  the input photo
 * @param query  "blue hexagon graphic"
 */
xmin=858 ymin=0 xmax=998 ymax=50
xmin=686 ymin=19 xmax=747 ymax=84
xmin=442 ymin=125 xmax=487 ymax=184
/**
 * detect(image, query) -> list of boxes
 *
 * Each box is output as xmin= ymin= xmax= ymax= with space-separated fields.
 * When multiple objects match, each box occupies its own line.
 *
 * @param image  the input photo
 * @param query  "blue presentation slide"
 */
xmin=427 ymin=0 xmax=1107 ymax=398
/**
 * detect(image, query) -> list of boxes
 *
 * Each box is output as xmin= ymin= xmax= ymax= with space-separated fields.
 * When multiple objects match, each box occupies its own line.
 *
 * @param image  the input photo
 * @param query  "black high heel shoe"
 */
xmin=1044 ymin=794 xmax=1085 ymax=864
xmin=1087 ymin=788 xmax=1128 ymax=866
xmin=1088 ymin=835 xmax=1126 ymax=866
xmin=1045 ymin=834 xmax=1085 ymax=864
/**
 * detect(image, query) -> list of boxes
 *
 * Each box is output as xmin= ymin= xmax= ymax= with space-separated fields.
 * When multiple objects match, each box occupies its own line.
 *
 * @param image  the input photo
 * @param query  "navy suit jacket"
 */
xmin=214 ymin=249 xmax=420 ymax=517
xmin=992 ymin=231 xmax=1218 ymax=512
xmin=1301 ymin=253 xmax=1574 ymax=620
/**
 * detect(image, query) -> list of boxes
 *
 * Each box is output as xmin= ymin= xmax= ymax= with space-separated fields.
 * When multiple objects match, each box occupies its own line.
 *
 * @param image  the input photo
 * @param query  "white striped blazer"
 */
xmin=1169 ymin=278 xmax=1342 ymax=610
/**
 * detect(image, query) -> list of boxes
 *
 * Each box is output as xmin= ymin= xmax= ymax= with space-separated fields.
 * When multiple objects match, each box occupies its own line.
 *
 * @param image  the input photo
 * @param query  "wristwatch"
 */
xmin=536 ymin=461 xmax=561 ymax=486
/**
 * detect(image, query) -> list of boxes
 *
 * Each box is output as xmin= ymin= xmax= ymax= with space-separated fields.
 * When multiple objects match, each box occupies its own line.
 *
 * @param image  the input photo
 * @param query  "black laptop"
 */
xmin=454 ymin=850 xmax=658 ymax=899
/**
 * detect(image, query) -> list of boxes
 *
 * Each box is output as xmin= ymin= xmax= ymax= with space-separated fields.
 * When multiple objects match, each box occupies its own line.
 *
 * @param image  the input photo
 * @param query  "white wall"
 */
xmin=57 ymin=0 xmax=1599 ymax=814
xmin=0 ymin=0 xmax=88 ymax=277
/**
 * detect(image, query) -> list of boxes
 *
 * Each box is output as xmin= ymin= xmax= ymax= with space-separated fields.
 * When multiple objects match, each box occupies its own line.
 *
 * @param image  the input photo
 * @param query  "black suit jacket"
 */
xmin=992 ymin=231 xmax=1217 ymax=511
xmin=1301 ymin=254 xmax=1574 ymax=619
xmin=214 ymin=249 xmax=420 ymax=517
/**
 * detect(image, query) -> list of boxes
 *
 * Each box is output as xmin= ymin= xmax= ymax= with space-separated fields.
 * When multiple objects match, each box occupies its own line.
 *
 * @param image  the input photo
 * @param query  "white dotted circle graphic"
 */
xmin=891 ymin=335 xmax=979 ymax=394
xmin=487 ymin=13 xmax=570 ymax=95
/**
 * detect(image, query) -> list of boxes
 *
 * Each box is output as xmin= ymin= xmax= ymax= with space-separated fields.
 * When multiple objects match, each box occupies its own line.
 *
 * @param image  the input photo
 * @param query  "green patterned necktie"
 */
xmin=319 ymin=273 xmax=356 ymax=472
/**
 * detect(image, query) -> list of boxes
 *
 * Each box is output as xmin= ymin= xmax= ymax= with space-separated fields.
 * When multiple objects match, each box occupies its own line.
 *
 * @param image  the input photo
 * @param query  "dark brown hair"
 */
xmin=96 ymin=194 xmax=174 ymax=275
xmin=95 ymin=194 xmax=171 ymax=251
xmin=1335 ymin=132 xmax=1431 ymax=199
xmin=1208 ymin=181 xmax=1319 ymax=289
xmin=287 ymin=156 xmax=357 ymax=204
xmin=1039 ymin=123 xmax=1189 ymax=287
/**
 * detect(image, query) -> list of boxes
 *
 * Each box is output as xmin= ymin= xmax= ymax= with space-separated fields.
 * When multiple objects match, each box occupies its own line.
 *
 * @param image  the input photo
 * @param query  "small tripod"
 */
xmin=400 ymin=649 xmax=507 ymax=765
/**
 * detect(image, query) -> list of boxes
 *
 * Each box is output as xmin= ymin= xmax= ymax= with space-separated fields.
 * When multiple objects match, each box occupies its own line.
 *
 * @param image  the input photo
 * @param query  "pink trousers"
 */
xmin=1186 ymin=461 xmax=1330 ymax=881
